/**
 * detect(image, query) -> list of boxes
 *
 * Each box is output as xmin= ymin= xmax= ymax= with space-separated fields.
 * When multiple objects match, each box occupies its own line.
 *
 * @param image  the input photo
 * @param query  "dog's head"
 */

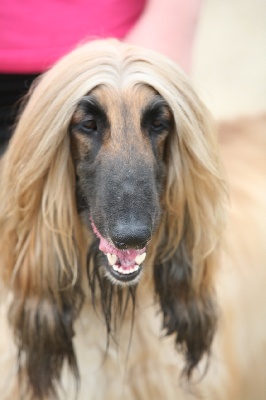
xmin=0 ymin=40 xmax=226 ymax=398
xmin=71 ymin=84 xmax=172 ymax=285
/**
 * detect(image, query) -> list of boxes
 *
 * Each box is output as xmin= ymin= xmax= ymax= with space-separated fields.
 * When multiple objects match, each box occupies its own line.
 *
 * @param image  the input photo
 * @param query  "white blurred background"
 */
xmin=192 ymin=0 xmax=266 ymax=119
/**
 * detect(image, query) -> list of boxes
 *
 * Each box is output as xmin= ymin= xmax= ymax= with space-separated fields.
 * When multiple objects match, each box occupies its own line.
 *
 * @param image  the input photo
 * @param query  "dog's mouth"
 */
xmin=90 ymin=219 xmax=146 ymax=284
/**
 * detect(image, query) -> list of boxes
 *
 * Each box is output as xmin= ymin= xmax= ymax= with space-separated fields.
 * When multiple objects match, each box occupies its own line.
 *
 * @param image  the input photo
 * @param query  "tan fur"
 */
xmin=0 ymin=40 xmax=265 ymax=399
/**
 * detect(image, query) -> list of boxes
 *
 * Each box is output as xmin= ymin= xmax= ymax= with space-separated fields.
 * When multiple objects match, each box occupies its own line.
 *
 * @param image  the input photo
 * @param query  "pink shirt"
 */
xmin=0 ymin=0 xmax=146 ymax=73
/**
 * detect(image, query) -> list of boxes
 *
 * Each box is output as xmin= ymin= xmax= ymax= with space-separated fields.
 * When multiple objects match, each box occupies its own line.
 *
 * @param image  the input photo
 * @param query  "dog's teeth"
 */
xmin=118 ymin=266 xmax=125 ymax=274
xmin=107 ymin=253 xmax=117 ymax=266
xmin=112 ymin=263 xmax=140 ymax=275
xmin=135 ymin=252 xmax=146 ymax=265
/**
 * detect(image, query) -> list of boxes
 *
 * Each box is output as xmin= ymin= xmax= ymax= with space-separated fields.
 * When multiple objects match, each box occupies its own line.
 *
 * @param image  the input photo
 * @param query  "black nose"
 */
xmin=111 ymin=221 xmax=151 ymax=250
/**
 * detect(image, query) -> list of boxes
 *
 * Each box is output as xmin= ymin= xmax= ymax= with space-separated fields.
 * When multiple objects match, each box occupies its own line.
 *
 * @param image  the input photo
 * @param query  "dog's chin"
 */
xmin=90 ymin=218 xmax=147 ymax=285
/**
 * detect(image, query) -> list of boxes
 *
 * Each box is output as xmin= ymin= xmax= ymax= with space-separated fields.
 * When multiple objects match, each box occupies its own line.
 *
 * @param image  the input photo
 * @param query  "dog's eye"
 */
xmin=151 ymin=119 xmax=164 ymax=130
xmin=80 ymin=117 xmax=97 ymax=133
xmin=150 ymin=119 xmax=169 ymax=134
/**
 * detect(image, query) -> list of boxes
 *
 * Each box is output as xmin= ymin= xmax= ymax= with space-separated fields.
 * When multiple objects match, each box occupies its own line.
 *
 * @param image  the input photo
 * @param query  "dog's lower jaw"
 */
xmin=103 ymin=263 xmax=144 ymax=286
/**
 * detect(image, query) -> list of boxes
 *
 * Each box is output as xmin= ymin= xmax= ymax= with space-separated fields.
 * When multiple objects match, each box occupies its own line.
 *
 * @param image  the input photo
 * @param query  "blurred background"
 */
xmin=192 ymin=0 xmax=266 ymax=119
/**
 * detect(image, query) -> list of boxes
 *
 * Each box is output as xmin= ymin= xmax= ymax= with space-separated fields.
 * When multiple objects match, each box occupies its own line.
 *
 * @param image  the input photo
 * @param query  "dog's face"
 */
xmin=70 ymin=85 xmax=174 ymax=284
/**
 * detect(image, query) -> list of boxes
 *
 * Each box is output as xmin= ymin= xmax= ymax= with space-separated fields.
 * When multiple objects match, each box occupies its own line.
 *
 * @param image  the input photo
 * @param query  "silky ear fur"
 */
xmin=0 ymin=78 xmax=87 ymax=399
xmin=145 ymin=61 xmax=227 ymax=375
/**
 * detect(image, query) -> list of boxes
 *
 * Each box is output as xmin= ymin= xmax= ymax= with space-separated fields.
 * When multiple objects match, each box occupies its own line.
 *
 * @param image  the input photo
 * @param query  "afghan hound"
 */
xmin=0 ymin=39 xmax=266 ymax=400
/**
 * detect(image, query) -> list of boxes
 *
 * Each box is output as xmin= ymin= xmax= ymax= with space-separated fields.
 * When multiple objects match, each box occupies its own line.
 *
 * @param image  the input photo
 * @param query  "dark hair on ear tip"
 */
xmin=9 ymin=284 xmax=84 ymax=399
xmin=154 ymin=240 xmax=217 ymax=379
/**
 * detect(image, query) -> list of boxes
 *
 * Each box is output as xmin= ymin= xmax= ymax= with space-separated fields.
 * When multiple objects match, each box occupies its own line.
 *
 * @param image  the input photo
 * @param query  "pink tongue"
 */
xmin=90 ymin=219 xmax=146 ymax=267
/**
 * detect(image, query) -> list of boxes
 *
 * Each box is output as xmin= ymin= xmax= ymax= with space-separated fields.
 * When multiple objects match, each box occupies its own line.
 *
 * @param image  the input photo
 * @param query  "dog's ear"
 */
xmin=152 ymin=76 xmax=227 ymax=376
xmin=0 ymin=81 xmax=86 ymax=398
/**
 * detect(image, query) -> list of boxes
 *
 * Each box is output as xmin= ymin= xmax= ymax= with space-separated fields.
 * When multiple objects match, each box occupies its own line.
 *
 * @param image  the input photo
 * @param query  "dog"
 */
xmin=0 ymin=39 xmax=265 ymax=400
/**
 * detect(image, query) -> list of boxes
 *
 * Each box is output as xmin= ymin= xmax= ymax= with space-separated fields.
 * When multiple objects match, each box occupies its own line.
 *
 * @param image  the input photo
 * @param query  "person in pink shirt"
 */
xmin=0 ymin=0 xmax=202 ymax=147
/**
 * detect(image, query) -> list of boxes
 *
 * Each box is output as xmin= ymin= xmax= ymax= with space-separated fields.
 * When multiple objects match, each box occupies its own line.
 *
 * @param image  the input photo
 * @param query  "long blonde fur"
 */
xmin=0 ymin=39 xmax=265 ymax=399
